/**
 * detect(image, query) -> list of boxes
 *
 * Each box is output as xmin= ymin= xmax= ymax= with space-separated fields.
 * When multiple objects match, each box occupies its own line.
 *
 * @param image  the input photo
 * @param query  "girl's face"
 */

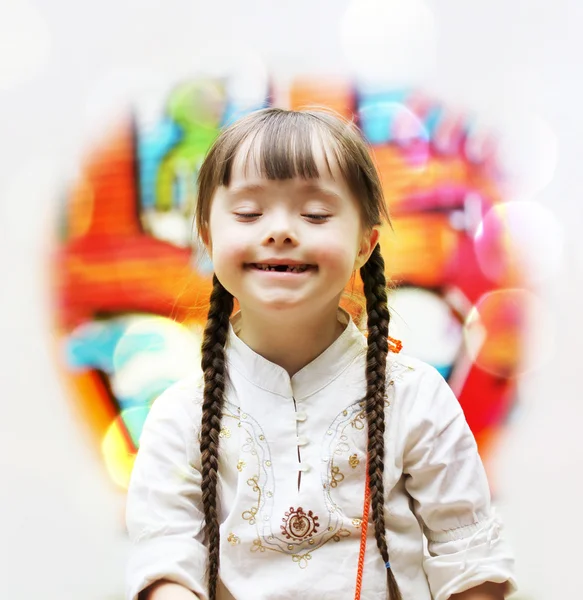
xmin=203 ymin=141 xmax=379 ymax=318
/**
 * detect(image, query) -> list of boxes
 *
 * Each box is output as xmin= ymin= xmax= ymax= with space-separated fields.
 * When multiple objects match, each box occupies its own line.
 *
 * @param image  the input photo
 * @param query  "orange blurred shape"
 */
xmin=465 ymin=290 xmax=527 ymax=378
xmin=289 ymin=77 xmax=355 ymax=119
xmin=379 ymin=215 xmax=458 ymax=287
xmin=67 ymin=369 xmax=118 ymax=449
xmin=53 ymin=121 xmax=213 ymax=328
xmin=373 ymin=145 xmax=502 ymax=216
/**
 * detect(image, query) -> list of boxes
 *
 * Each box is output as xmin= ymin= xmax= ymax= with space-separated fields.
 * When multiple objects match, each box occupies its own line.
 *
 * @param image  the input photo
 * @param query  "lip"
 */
xmin=248 ymin=259 xmax=315 ymax=266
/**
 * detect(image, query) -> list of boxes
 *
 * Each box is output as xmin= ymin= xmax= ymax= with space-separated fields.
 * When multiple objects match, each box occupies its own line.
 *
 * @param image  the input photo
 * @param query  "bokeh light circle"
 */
xmin=341 ymin=0 xmax=437 ymax=86
xmin=387 ymin=287 xmax=463 ymax=378
xmin=496 ymin=111 xmax=558 ymax=201
xmin=474 ymin=200 xmax=564 ymax=286
xmin=464 ymin=288 xmax=555 ymax=377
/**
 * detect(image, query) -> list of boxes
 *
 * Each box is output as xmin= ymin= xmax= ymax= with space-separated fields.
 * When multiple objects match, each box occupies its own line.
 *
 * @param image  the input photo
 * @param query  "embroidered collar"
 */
xmin=226 ymin=309 xmax=367 ymax=400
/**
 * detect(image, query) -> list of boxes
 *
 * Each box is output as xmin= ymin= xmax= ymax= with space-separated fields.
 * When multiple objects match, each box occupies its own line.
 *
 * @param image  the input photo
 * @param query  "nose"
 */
xmin=262 ymin=211 xmax=298 ymax=247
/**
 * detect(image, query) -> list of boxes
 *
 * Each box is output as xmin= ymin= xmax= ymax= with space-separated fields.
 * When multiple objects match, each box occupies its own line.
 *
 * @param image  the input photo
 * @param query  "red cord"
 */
xmin=354 ymin=463 xmax=371 ymax=600
xmin=355 ymin=334 xmax=400 ymax=598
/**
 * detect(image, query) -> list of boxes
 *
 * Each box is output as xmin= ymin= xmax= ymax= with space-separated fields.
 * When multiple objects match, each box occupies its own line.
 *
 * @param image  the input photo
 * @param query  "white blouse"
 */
xmin=126 ymin=311 xmax=516 ymax=600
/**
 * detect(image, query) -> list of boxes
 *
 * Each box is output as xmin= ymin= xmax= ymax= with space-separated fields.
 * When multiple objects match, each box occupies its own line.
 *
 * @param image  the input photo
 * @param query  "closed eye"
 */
xmin=234 ymin=213 xmax=261 ymax=220
xmin=303 ymin=214 xmax=331 ymax=222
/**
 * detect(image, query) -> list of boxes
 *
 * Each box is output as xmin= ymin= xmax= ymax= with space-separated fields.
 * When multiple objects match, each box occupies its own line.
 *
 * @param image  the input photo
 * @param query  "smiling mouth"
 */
xmin=248 ymin=263 xmax=316 ymax=273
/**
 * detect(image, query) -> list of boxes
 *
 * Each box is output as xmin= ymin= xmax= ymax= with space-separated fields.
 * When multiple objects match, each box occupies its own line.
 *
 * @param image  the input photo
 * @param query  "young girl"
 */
xmin=126 ymin=108 xmax=516 ymax=600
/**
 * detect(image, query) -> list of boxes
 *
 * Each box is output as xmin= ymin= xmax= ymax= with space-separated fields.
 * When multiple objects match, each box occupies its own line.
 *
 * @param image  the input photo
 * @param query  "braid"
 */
xmin=360 ymin=245 xmax=402 ymax=600
xmin=200 ymin=274 xmax=234 ymax=600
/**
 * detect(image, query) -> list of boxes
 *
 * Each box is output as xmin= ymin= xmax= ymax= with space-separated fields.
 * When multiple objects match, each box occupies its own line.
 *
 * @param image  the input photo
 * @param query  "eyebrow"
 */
xmin=227 ymin=182 xmax=343 ymax=202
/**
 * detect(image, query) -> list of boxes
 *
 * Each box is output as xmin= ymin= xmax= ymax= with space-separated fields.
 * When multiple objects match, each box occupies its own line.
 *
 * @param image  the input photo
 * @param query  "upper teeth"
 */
xmin=254 ymin=264 xmax=309 ymax=273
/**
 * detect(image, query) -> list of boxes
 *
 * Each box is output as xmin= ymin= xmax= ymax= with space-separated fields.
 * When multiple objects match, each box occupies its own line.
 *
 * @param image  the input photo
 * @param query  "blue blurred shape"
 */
xmin=357 ymin=89 xmax=408 ymax=144
xmin=117 ymin=377 xmax=176 ymax=413
xmin=222 ymin=101 xmax=267 ymax=127
xmin=120 ymin=406 xmax=151 ymax=448
xmin=66 ymin=321 xmax=128 ymax=372
xmin=138 ymin=118 xmax=183 ymax=210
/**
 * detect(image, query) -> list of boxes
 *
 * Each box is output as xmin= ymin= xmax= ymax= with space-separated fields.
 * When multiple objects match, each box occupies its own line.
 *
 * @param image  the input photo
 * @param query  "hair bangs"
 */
xmin=227 ymin=112 xmax=346 ymax=184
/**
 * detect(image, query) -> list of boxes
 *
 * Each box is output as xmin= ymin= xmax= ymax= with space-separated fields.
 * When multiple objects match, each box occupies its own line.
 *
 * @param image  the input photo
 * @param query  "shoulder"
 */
xmin=386 ymin=351 xmax=443 ymax=386
xmin=386 ymin=351 xmax=460 ymax=418
xmin=145 ymin=371 xmax=204 ymax=432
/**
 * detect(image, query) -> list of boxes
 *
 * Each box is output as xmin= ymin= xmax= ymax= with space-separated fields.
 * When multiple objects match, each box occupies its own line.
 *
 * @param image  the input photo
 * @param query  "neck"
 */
xmin=235 ymin=303 xmax=346 ymax=376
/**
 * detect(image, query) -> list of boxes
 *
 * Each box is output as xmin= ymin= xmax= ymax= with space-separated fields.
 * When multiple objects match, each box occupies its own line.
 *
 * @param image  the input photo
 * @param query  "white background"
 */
xmin=0 ymin=1 xmax=581 ymax=598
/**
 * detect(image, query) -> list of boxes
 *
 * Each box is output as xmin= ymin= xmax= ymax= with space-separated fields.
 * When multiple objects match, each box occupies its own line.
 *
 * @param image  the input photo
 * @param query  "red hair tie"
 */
xmin=388 ymin=336 xmax=403 ymax=353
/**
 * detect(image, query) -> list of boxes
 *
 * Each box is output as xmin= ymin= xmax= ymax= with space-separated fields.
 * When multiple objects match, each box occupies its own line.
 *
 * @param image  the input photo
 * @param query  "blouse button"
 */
xmin=296 ymin=412 xmax=307 ymax=422
xmin=297 ymin=435 xmax=309 ymax=446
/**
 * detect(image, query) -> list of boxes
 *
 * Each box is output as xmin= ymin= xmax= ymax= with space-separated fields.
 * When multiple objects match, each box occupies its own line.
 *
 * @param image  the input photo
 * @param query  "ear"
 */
xmin=354 ymin=226 xmax=380 ymax=271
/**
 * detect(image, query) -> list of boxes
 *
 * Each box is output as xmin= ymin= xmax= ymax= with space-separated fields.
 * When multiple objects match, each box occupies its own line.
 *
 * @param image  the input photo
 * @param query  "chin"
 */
xmin=242 ymin=295 xmax=310 ymax=314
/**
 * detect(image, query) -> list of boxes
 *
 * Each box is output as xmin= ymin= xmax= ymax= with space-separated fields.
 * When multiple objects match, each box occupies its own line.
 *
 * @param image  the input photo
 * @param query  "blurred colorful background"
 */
xmin=53 ymin=77 xmax=530 ymax=491
xmin=1 ymin=0 xmax=581 ymax=599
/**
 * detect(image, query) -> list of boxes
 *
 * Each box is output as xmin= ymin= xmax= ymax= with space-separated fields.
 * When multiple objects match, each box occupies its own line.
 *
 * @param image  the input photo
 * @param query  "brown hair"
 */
xmin=196 ymin=108 xmax=401 ymax=600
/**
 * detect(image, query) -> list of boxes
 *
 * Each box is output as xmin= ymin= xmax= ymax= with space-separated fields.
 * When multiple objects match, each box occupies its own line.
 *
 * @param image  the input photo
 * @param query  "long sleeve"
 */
xmin=402 ymin=366 xmax=517 ymax=600
xmin=125 ymin=378 xmax=208 ymax=600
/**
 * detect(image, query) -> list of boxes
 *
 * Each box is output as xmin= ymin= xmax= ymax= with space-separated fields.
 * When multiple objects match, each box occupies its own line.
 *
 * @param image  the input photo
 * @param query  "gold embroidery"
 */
xmin=334 ymin=442 xmax=350 ymax=455
xmin=352 ymin=518 xmax=362 ymax=529
xmin=292 ymin=553 xmax=312 ymax=569
xmin=332 ymin=528 xmax=351 ymax=542
xmin=236 ymin=460 xmax=246 ymax=472
xmin=219 ymin=427 xmax=231 ymax=439
xmin=281 ymin=507 xmax=320 ymax=541
xmin=242 ymin=476 xmax=261 ymax=525
xmin=247 ymin=476 xmax=260 ymax=493
xmin=242 ymin=506 xmax=258 ymax=525
xmin=227 ymin=532 xmax=240 ymax=545
xmin=351 ymin=410 xmax=365 ymax=430
xmin=349 ymin=454 xmax=360 ymax=469
xmin=330 ymin=466 xmax=345 ymax=488
xmin=251 ymin=538 xmax=265 ymax=552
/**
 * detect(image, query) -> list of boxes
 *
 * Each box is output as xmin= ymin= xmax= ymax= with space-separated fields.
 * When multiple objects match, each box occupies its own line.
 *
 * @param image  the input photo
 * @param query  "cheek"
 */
xmin=207 ymin=212 xmax=249 ymax=266
xmin=211 ymin=234 xmax=248 ymax=267
xmin=311 ymin=225 xmax=361 ymax=269
xmin=313 ymin=239 xmax=359 ymax=272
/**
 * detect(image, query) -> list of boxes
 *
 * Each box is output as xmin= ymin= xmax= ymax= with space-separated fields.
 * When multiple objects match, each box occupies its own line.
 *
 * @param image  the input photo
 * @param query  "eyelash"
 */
xmin=304 ymin=214 xmax=330 ymax=221
xmin=234 ymin=213 xmax=330 ymax=222
xmin=235 ymin=213 xmax=261 ymax=219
